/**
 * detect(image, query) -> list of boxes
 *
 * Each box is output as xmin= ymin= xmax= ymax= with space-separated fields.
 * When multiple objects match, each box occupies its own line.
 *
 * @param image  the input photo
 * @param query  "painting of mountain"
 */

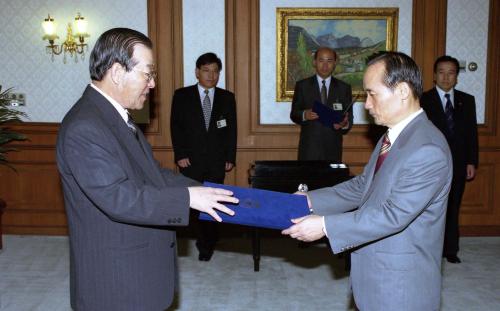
xmin=286 ymin=19 xmax=390 ymax=94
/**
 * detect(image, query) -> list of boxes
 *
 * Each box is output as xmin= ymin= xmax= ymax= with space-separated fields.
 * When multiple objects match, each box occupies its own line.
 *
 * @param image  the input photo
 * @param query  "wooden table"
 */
xmin=248 ymin=161 xmax=351 ymax=271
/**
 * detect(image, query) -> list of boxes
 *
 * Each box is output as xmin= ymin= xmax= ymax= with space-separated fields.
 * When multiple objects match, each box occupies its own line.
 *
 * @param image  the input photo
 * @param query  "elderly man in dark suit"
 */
xmin=56 ymin=28 xmax=237 ymax=311
xmin=290 ymin=46 xmax=353 ymax=162
xmin=421 ymin=55 xmax=479 ymax=264
xmin=283 ymin=52 xmax=452 ymax=310
xmin=171 ymin=52 xmax=237 ymax=261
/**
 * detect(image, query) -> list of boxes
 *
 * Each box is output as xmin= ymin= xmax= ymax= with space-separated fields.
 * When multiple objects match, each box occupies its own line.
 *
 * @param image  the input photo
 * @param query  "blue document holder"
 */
xmin=312 ymin=100 xmax=344 ymax=127
xmin=199 ymin=182 xmax=310 ymax=230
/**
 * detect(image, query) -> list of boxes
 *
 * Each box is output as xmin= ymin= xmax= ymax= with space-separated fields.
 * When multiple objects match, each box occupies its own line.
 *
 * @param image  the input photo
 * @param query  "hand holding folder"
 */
xmin=199 ymin=182 xmax=310 ymax=230
xmin=312 ymin=97 xmax=356 ymax=128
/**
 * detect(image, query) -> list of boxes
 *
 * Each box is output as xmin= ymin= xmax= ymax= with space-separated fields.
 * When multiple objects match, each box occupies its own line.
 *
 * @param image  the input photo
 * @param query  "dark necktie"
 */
xmin=202 ymin=89 xmax=211 ymax=130
xmin=321 ymin=80 xmax=327 ymax=105
xmin=374 ymin=132 xmax=391 ymax=174
xmin=444 ymin=93 xmax=454 ymax=135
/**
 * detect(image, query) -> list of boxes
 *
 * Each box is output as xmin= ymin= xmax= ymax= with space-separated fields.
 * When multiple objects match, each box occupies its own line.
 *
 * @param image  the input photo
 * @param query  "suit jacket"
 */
xmin=56 ymin=86 xmax=198 ymax=311
xmin=421 ymin=87 xmax=478 ymax=181
xmin=290 ymin=75 xmax=353 ymax=162
xmin=310 ymin=113 xmax=452 ymax=310
xmin=171 ymin=85 xmax=237 ymax=182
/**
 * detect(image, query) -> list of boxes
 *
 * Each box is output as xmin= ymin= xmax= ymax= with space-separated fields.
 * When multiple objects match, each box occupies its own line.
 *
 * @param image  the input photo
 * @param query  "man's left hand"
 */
xmin=225 ymin=162 xmax=234 ymax=172
xmin=188 ymin=187 xmax=238 ymax=222
xmin=282 ymin=215 xmax=325 ymax=242
xmin=333 ymin=112 xmax=349 ymax=130
xmin=466 ymin=164 xmax=476 ymax=180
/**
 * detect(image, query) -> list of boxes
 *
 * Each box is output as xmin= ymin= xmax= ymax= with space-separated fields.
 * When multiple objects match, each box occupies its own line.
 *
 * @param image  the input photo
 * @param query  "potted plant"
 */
xmin=0 ymin=85 xmax=27 ymax=167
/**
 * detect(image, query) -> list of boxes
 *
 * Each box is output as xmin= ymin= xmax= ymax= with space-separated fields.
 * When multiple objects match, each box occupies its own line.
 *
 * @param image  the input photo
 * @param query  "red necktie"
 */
xmin=375 ymin=132 xmax=391 ymax=174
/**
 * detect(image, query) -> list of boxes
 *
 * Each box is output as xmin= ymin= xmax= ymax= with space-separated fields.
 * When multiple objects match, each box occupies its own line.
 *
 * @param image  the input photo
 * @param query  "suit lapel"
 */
xmin=327 ymin=77 xmax=338 ymax=103
xmin=428 ymin=88 xmax=449 ymax=133
xmin=359 ymin=114 xmax=427 ymax=205
xmin=432 ymin=88 xmax=446 ymax=116
xmin=86 ymin=86 xmax=163 ymax=184
xmin=453 ymin=90 xmax=465 ymax=116
xmin=309 ymin=76 xmax=321 ymax=103
xmin=358 ymin=136 xmax=384 ymax=203
xmin=210 ymin=88 xmax=225 ymax=131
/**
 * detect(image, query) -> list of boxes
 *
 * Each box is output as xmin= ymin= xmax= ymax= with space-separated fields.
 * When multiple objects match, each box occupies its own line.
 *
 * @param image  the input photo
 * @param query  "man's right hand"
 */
xmin=177 ymin=158 xmax=191 ymax=168
xmin=304 ymin=109 xmax=319 ymax=121
xmin=187 ymin=187 xmax=238 ymax=222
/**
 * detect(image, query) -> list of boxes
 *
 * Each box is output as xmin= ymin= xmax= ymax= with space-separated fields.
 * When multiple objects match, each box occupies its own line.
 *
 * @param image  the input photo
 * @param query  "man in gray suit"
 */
xmin=56 ymin=28 xmax=237 ymax=311
xmin=283 ymin=52 xmax=452 ymax=310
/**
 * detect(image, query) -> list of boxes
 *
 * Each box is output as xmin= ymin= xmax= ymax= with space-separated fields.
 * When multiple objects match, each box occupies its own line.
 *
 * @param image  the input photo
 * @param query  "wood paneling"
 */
xmin=1 ymin=0 xmax=499 ymax=235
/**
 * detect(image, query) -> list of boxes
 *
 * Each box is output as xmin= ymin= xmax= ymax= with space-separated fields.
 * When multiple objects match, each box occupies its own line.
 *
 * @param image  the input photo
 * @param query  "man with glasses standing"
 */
xmin=56 ymin=29 xmax=237 ymax=310
xmin=171 ymin=52 xmax=237 ymax=262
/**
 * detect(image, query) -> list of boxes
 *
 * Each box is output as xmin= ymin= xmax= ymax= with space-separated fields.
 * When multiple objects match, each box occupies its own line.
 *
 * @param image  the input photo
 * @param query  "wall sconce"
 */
xmin=42 ymin=13 xmax=90 ymax=63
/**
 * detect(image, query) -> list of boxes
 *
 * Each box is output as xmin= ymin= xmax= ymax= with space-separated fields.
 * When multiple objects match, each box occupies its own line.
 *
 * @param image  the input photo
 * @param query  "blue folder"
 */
xmin=199 ymin=182 xmax=310 ymax=230
xmin=312 ymin=100 xmax=344 ymax=127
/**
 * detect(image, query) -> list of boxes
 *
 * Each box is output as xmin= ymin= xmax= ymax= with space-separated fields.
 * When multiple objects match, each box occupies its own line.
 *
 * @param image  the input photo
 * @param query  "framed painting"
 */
xmin=276 ymin=7 xmax=398 ymax=101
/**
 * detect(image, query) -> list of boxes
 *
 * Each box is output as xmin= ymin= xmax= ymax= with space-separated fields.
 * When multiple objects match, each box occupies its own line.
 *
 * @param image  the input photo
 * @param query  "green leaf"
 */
xmin=0 ymin=84 xmax=28 ymax=167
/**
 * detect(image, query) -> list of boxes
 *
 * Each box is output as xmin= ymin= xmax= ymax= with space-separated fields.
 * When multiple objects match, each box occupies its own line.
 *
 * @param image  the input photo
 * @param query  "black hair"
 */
xmin=195 ymin=52 xmax=222 ymax=71
xmin=367 ymin=51 xmax=423 ymax=99
xmin=433 ymin=55 xmax=460 ymax=75
xmin=89 ymin=28 xmax=152 ymax=81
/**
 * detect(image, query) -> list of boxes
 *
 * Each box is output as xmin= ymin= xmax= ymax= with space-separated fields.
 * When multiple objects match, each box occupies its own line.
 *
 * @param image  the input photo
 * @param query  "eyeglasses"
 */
xmin=133 ymin=68 xmax=157 ymax=83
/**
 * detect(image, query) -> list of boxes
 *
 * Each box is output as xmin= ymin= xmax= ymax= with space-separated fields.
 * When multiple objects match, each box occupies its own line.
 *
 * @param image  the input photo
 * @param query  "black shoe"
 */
xmin=198 ymin=250 xmax=214 ymax=262
xmin=445 ymin=255 xmax=461 ymax=263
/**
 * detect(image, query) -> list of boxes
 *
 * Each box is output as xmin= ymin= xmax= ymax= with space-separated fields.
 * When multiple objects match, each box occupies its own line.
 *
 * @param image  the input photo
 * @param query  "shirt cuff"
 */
xmin=322 ymin=216 xmax=328 ymax=237
xmin=302 ymin=111 xmax=306 ymax=122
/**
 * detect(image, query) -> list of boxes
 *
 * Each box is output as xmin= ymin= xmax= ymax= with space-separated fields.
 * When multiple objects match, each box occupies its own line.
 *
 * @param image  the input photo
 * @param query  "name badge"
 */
xmin=217 ymin=119 xmax=227 ymax=128
xmin=332 ymin=103 xmax=343 ymax=111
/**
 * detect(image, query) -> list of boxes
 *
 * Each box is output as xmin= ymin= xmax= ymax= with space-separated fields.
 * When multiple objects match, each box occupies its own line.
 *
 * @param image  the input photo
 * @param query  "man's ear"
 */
xmin=109 ymin=63 xmax=125 ymax=85
xmin=396 ymin=82 xmax=411 ymax=101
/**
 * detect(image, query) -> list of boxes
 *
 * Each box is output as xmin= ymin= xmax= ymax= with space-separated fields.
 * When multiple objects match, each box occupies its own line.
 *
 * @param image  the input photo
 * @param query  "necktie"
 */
xmin=444 ymin=93 xmax=454 ymax=135
xmin=202 ymin=89 xmax=211 ymax=130
xmin=126 ymin=114 xmax=138 ymax=139
xmin=374 ymin=132 xmax=391 ymax=174
xmin=321 ymin=80 xmax=327 ymax=105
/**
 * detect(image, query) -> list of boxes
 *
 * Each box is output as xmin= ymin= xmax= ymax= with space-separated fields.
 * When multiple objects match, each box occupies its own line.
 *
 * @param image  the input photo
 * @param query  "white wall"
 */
xmin=182 ymin=0 xmax=225 ymax=88
xmin=447 ymin=0 xmax=489 ymax=124
xmin=0 ymin=0 xmax=147 ymax=122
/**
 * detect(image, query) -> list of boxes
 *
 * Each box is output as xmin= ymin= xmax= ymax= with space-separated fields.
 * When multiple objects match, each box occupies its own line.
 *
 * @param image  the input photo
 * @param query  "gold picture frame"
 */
xmin=276 ymin=7 xmax=399 ymax=102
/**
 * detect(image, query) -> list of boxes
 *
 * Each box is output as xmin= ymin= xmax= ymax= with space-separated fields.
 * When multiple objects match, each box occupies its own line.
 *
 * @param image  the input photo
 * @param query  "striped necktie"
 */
xmin=126 ymin=114 xmax=138 ymax=139
xmin=202 ymin=89 xmax=211 ymax=130
xmin=374 ymin=132 xmax=391 ymax=174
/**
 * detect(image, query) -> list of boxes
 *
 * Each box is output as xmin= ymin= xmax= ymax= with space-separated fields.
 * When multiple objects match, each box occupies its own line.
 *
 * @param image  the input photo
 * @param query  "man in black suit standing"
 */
xmin=290 ymin=47 xmax=353 ymax=162
xmin=421 ymin=55 xmax=479 ymax=263
xmin=171 ymin=52 xmax=237 ymax=261
xmin=56 ymin=28 xmax=237 ymax=310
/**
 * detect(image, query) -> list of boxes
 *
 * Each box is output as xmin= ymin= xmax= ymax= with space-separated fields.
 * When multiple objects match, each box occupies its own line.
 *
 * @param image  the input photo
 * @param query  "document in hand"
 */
xmin=199 ymin=182 xmax=310 ymax=230
xmin=312 ymin=100 xmax=345 ymax=127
